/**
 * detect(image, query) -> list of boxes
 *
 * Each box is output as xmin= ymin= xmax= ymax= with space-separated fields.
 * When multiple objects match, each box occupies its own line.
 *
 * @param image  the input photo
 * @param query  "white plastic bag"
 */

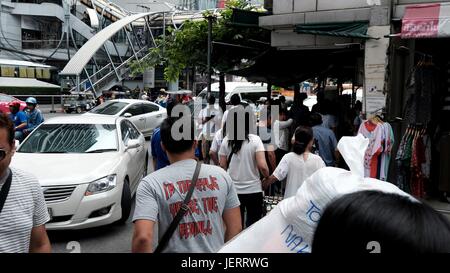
xmin=219 ymin=135 xmax=412 ymax=253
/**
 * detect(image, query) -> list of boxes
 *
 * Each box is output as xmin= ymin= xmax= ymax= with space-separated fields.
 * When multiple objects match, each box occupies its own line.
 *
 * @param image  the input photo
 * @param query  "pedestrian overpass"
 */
xmin=60 ymin=12 xmax=161 ymax=97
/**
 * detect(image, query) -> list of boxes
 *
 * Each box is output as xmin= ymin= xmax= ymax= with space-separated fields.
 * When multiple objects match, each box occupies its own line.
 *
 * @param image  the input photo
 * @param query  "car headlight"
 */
xmin=85 ymin=175 xmax=117 ymax=196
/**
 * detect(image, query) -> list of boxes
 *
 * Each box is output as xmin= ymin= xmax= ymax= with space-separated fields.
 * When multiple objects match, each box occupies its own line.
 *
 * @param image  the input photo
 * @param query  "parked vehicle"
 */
xmin=0 ymin=93 xmax=26 ymax=113
xmin=86 ymin=99 xmax=166 ymax=137
xmin=62 ymin=93 xmax=96 ymax=114
xmin=102 ymin=86 xmax=133 ymax=101
xmin=11 ymin=115 xmax=147 ymax=230
xmin=197 ymin=82 xmax=268 ymax=105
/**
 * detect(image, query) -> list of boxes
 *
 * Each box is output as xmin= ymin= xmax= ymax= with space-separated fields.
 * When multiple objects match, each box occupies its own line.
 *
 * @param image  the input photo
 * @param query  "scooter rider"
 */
xmin=23 ymin=97 xmax=44 ymax=136
xmin=8 ymin=101 xmax=27 ymax=142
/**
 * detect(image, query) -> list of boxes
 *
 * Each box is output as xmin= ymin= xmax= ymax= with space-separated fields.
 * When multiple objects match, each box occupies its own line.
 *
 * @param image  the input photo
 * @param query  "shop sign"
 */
xmin=402 ymin=3 xmax=450 ymax=38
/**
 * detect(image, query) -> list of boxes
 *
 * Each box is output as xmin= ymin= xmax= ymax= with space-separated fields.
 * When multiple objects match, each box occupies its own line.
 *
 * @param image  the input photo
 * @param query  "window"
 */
xmin=121 ymin=120 xmax=140 ymax=143
xmin=90 ymin=101 xmax=128 ymax=115
xmin=0 ymin=95 xmax=14 ymax=102
xmin=142 ymin=103 xmax=160 ymax=114
xmin=123 ymin=104 xmax=143 ymax=116
xmin=121 ymin=121 xmax=131 ymax=143
xmin=18 ymin=124 xmax=118 ymax=153
xmin=127 ymin=121 xmax=141 ymax=139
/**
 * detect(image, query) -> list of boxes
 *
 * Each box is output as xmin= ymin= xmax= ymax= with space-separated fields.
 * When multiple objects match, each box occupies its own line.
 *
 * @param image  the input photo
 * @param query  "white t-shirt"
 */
xmin=210 ymin=128 xmax=223 ymax=153
xmin=133 ymin=159 xmax=240 ymax=253
xmin=273 ymin=119 xmax=293 ymax=152
xmin=198 ymin=105 xmax=222 ymax=139
xmin=219 ymin=134 xmax=265 ymax=194
xmin=273 ymin=152 xmax=325 ymax=198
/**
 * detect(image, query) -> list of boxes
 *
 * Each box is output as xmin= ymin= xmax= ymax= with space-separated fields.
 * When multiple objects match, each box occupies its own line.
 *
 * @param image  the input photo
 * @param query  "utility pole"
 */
xmin=64 ymin=1 xmax=71 ymax=61
xmin=207 ymin=15 xmax=213 ymax=95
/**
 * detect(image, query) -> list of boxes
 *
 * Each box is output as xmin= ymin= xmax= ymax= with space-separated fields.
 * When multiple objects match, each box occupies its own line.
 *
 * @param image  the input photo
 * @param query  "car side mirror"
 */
xmin=125 ymin=139 xmax=140 ymax=151
xmin=15 ymin=139 xmax=20 ymax=149
xmin=124 ymin=113 xmax=132 ymax=118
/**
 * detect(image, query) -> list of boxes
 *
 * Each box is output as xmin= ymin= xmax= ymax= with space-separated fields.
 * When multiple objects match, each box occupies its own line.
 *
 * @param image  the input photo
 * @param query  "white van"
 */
xmin=197 ymin=82 xmax=268 ymax=105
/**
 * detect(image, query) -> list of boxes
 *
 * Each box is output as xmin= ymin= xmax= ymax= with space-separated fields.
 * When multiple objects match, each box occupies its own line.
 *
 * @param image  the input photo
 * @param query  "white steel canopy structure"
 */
xmin=61 ymin=12 xmax=158 ymax=76
xmin=60 ymin=12 xmax=162 ymax=97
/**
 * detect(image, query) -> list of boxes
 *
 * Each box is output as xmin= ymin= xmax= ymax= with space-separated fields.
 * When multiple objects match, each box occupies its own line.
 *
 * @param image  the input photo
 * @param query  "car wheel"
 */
xmin=65 ymin=109 xmax=72 ymax=114
xmin=118 ymin=179 xmax=132 ymax=224
xmin=76 ymin=107 xmax=83 ymax=114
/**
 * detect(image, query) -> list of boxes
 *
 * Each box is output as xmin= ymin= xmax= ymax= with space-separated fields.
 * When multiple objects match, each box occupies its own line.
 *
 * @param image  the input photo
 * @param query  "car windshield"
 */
xmin=89 ymin=101 xmax=129 ymax=115
xmin=18 ymin=124 xmax=118 ymax=153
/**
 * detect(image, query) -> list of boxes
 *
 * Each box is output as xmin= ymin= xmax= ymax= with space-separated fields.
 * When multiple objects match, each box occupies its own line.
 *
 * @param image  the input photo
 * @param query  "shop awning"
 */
xmin=401 ymin=3 xmax=450 ymax=38
xmin=228 ymin=48 xmax=363 ymax=87
xmin=295 ymin=21 xmax=374 ymax=39
xmin=0 ymin=77 xmax=60 ymax=89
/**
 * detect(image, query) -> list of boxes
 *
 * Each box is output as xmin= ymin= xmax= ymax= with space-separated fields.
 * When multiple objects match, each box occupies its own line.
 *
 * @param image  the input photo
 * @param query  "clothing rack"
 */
xmin=395 ymin=122 xmax=430 ymax=198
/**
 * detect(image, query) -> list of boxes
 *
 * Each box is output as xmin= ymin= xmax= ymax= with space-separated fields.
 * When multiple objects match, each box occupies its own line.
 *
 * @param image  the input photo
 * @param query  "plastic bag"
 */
xmin=219 ymin=135 xmax=412 ymax=253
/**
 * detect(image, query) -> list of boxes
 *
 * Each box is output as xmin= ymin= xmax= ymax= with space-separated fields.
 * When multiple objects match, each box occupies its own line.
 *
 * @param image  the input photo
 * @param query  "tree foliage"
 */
xmin=131 ymin=0 xmax=269 ymax=82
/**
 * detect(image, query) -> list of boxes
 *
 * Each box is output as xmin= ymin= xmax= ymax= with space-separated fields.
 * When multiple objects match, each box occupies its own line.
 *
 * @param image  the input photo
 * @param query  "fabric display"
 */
xmin=403 ymin=60 xmax=438 ymax=125
xmin=358 ymin=117 xmax=394 ymax=180
xmin=395 ymin=124 xmax=431 ymax=198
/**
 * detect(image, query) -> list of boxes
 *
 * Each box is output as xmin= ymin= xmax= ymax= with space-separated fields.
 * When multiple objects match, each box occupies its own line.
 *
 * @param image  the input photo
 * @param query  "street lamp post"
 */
xmin=207 ymin=15 xmax=213 ymax=95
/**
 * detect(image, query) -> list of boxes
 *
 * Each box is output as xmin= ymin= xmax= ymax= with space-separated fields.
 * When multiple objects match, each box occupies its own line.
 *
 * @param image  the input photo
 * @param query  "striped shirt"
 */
xmin=0 ymin=167 xmax=50 ymax=253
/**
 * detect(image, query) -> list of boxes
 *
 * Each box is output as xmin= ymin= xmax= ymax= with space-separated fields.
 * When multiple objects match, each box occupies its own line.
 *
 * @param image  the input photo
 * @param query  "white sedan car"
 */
xmin=86 ymin=99 xmax=167 ymax=137
xmin=11 ymin=115 xmax=147 ymax=230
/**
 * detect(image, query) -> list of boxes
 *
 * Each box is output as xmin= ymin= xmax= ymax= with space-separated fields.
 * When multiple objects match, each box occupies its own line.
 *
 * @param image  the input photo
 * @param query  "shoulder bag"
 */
xmin=0 ymin=170 xmax=13 ymax=215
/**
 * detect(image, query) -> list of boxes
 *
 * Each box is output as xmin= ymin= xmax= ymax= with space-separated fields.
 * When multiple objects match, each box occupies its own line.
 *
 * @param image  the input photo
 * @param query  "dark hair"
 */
xmin=316 ymin=90 xmax=325 ymax=102
xmin=160 ymin=117 xmax=195 ymax=154
xmin=230 ymin=94 xmax=241 ymax=106
xmin=299 ymin=93 xmax=307 ymax=102
xmin=0 ymin=114 xmax=14 ymax=145
xmin=309 ymin=112 xmax=323 ymax=126
xmin=312 ymin=191 xmax=450 ymax=253
xmin=222 ymin=121 xmax=227 ymax=139
xmin=166 ymin=98 xmax=178 ymax=117
xmin=355 ymin=100 xmax=362 ymax=112
xmin=207 ymin=95 xmax=215 ymax=105
xmin=292 ymin=126 xmax=313 ymax=155
xmin=320 ymin=99 xmax=332 ymax=115
xmin=227 ymin=107 xmax=251 ymax=154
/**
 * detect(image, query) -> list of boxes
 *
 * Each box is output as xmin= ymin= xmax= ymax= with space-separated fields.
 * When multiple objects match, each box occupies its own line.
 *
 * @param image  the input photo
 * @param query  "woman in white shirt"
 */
xmin=263 ymin=126 xmax=325 ymax=198
xmin=209 ymin=123 xmax=225 ymax=166
xmin=219 ymin=107 xmax=269 ymax=228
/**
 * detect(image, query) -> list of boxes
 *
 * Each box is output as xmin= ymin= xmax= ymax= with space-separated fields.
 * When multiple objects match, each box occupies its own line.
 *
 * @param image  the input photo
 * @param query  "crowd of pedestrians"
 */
xmin=2 ymin=91 xmax=450 ymax=254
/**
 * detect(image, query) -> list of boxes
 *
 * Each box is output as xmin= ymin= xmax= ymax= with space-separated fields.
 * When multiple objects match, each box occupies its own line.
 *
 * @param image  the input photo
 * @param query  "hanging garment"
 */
xmin=379 ymin=123 xmax=394 ymax=181
xmin=395 ymin=127 xmax=414 ymax=193
xmin=358 ymin=121 xmax=383 ymax=178
xmin=422 ymin=134 xmax=431 ymax=180
xmin=411 ymin=134 xmax=426 ymax=198
xmin=438 ymin=133 xmax=450 ymax=192
xmin=404 ymin=66 xmax=437 ymax=125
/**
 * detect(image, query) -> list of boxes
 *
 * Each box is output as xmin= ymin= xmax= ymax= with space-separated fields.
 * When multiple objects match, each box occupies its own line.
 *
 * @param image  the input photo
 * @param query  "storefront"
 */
xmin=387 ymin=3 xmax=450 ymax=204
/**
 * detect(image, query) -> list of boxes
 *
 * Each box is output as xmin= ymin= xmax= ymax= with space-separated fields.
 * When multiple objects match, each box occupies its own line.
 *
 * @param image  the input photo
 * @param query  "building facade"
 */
xmin=260 ymin=0 xmax=450 ymax=207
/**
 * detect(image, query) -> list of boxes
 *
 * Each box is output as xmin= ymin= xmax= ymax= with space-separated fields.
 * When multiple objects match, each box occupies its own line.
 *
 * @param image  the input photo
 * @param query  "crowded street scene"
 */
xmin=1 ymin=0 xmax=450 ymax=267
